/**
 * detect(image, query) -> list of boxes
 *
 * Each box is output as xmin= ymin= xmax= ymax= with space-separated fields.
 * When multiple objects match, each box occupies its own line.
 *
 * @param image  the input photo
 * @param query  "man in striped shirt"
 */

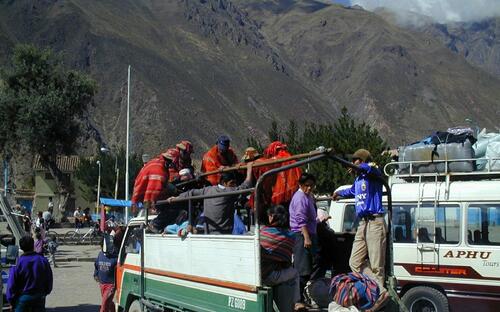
xmin=131 ymin=150 xmax=177 ymax=229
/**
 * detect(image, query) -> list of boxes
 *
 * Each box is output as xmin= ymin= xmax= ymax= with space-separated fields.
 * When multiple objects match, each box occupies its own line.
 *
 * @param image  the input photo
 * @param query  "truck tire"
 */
xmin=127 ymin=299 xmax=142 ymax=312
xmin=402 ymin=286 xmax=449 ymax=312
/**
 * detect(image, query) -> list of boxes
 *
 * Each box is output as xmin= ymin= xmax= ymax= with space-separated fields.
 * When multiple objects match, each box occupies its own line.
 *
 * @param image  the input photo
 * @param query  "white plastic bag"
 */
xmin=484 ymin=142 xmax=500 ymax=171
xmin=328 ymin=302 xmax=360 ymax=312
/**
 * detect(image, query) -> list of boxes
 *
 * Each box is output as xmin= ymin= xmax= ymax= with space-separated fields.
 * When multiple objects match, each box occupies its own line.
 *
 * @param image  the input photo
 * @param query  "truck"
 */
xmin=329 ymin=158 xmax=500 ymax=312
xmin=114 ymin=149 xmax=404 ymax=312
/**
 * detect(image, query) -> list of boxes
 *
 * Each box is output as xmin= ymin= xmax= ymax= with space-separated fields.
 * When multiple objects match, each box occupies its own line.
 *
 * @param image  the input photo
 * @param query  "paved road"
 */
xmin=45 ymin=261 xmax=101 ymax=312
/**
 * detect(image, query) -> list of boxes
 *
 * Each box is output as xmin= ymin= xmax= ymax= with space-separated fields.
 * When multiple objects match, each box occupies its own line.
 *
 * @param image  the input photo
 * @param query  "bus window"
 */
xmin=393 ymin=205 xmax=415 ymax=242
xmin=435 ymin=205 xmax=460 ymax=244
xmin=342 ymin=204 xmax=358 ymax=232
xmin=467 ymin=204 xmax=500 ymax=246
xmin=392 ymin=204 xmax=461 ymax=244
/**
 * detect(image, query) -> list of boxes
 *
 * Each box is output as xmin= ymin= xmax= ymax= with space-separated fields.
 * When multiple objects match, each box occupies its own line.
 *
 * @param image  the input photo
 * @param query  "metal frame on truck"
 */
xmin=115 ymin=148 xmax=403 ymax=312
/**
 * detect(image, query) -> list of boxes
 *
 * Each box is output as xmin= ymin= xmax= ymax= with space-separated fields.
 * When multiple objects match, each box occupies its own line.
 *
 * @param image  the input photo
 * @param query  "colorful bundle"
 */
xmin=329 ymin=272 xmax=380 ymax=310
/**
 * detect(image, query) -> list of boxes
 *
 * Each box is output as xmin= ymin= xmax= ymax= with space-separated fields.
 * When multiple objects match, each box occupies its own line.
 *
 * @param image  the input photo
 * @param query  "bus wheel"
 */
xmin=402 ymin=286 xmax=449 ymax=312
xmin=127 ymin=299 xmax=142 ymax=312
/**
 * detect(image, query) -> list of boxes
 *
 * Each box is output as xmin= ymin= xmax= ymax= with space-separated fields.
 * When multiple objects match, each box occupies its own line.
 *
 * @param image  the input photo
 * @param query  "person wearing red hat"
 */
xmin=264 ymin=141 xmax=302 ymax=206
xmin=131 ymin=150 xmax=176 ymax=218
xmin=201 ymin=135 xmax=239 ymax=185
xmin=169 ymin=141 xmax=195 ymax=182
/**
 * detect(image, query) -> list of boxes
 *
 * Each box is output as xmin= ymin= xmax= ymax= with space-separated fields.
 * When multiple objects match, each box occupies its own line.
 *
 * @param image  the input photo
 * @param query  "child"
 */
xmin=94 ymin=237 xmax=118 ymax=312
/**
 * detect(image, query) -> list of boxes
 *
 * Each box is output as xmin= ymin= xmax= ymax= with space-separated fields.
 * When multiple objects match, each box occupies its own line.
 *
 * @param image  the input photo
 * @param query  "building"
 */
xmin=33 ymin=155 xmax=94 ymax=219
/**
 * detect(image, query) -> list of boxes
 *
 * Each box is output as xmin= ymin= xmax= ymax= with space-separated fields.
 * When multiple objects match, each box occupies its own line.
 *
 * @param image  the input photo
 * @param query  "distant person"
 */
xmin=34 ymin=229 xmax=44 ymax=255
xmin=74 ymin=207 xmax=83 ymax=229
xmin=22 ymin=212 xmax=31 ymax=234
xmin=332 ymin=149 xmax=389 ymax=308
xmin=6 ymin=235 xmax=53 ymax=311
xmin=201 ymin=135 xmax=239 ymax=185
xmin=42 ymin=207 xmax=54 ymax=230
xmin=47 ymin=197 xmax=54 ymax=211
xmin=289 ymin=173 xmax=318 ymax=303
xmin=34 ymin=211 xmax=45 ymax=232
xmin=94 ymin=238 xmax=118 ymax=312
xmin=167 ymin=162 xmax=254 ymax=234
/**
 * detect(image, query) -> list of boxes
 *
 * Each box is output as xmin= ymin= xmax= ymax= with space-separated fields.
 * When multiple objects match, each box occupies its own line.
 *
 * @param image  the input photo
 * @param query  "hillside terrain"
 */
xmin=0 ymin=0 xmax=499 ymax=159
xmin=419 ymin=18 xmax=500 ymax=80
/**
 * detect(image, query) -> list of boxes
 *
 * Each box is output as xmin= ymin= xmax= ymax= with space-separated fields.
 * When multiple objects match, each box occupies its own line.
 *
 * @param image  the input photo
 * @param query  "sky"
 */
xmin=332 ymin=0 xmax=500 ymax=24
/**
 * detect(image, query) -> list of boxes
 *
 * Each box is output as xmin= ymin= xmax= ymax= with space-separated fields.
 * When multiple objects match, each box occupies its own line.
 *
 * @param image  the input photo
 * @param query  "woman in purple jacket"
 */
xmin=289 ymin=173 xmax=318 ymax=304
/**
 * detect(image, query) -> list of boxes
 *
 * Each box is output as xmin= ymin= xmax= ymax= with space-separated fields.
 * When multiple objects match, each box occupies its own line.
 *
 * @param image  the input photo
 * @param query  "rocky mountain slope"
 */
xmin=419 ymin=18 xmax=500 ymax=80
xmin=1 ymin=0 xmax=499 ymax=157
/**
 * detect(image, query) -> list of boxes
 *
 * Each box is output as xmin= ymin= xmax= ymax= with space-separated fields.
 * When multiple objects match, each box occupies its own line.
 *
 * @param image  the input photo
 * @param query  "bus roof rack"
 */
xmin=384 ymin=157 xmax=500 ymax=182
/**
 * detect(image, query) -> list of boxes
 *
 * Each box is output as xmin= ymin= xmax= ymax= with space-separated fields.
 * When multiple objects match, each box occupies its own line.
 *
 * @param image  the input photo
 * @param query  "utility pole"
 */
xmin=125 ymin=65 xmax=131 ymax=222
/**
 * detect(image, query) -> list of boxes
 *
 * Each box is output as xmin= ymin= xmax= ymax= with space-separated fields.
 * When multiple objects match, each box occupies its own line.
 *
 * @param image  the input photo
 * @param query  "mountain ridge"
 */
xmin=0 ymin=0 xmax=499 ymax=157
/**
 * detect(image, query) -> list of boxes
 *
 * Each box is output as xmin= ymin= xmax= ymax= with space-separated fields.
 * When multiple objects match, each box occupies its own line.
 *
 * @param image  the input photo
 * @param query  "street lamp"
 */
xmin=96 ymin=160 xmax=101 ymax=215
xmin=100 ymin=147 xmax=120 ymax=199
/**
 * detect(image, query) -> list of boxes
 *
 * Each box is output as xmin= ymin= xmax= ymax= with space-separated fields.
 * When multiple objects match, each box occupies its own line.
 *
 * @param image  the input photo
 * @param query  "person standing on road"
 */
xmin=94 ymin=238 xmax=118 ymax=312
xmin=289 ymin=173 xmax=318 ymax=305
xmin=73 ymin=206 xmax=83 ymax=229
xmin=6 ymin=235 xmax=53 ymax=312
xmin=332 ymin=149 xmax=389 ymax=309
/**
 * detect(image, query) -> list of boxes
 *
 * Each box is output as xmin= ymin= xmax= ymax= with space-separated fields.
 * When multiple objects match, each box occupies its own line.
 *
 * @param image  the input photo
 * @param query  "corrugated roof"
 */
xmin=33 ymin=155 xmax=80 ymax=172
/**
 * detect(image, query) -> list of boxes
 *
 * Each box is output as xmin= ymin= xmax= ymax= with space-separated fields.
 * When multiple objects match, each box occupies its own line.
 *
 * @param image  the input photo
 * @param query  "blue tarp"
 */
xmin=99 ymin=197 xmax=131 ymax=207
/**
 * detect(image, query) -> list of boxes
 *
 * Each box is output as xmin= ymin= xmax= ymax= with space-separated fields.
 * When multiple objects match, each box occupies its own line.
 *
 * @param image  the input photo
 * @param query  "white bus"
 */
xmin=329 ymin=159 xmax=500 ymax=312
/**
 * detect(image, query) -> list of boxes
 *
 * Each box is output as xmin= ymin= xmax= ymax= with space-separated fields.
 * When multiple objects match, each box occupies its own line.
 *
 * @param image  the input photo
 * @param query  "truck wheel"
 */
xmin=402 ymin=286 xmax=449 ymax=312
xmin=127 ymin=299 xmax=142 ymax=312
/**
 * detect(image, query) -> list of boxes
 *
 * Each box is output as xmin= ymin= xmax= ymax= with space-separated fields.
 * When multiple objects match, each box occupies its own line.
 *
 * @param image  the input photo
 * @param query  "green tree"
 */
xmin=0 ymin=44 xmax=97 ymax=217
xmin=268 ymin=119 xmax=283 ymax=142
xmin=261 ymin=107 xmax=390 ymax=193
xmin=74 ymin=148 xmax=144 ymax=202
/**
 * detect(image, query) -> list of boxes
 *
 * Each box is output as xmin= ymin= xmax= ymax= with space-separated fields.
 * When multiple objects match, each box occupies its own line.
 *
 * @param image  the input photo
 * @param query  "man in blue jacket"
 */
xmin=333 ymin=149 xmax=388 ymax=304
xmin=6 ymin=236 xmax=53 ymax=311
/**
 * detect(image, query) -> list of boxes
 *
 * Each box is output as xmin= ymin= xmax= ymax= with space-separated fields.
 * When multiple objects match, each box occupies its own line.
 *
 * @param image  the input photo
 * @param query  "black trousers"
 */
xmin=292 ymin=232 xmax=318 ymax=302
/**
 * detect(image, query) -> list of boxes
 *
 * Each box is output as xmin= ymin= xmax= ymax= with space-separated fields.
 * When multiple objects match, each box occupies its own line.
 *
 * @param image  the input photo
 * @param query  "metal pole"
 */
xmin=96 ymin=161 xmax=101 ymax=215
xmin=114 ymin=156 xmax=119 ymax=199
xmin=125 ymin=65 xmax=131 ymax=222
xmin=3 ymin=159 xmax=8 ymax=197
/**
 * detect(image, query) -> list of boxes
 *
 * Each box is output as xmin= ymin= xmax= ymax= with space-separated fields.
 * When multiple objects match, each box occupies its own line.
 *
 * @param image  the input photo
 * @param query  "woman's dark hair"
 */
xmin=268 ymin=205 xmax=289 ymax=228
xmin=299 ymin=173 xmax=316 ymax=185
xmin=20 ymin=235 xmax=34 ymax=253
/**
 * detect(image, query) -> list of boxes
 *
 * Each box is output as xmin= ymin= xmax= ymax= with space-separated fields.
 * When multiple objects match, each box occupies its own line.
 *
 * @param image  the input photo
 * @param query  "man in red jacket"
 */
xmin=131 ymin=149 xmax=177 ymax=215
xmin=201 ymin=135 xmax=239 ymax=185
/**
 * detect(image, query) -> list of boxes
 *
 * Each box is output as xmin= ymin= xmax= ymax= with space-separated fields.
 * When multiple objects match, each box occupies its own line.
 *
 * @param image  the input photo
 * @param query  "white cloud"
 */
xmin=351 ymin=0 xmax=500 ymax=24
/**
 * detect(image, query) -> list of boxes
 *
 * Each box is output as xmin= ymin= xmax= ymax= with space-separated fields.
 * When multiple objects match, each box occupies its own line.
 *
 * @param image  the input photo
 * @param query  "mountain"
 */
xmin=233 ymin=1 xmax=500 ymax=142
xmin=1 ymin=0 xmax=499 ymax=157
xmin=419 ymin=18 xmax=500 ymax=80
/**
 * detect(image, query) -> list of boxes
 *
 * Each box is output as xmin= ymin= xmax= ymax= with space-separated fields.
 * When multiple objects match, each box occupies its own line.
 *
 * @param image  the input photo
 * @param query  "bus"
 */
xmin=329 ymin=158 xmax=500 ymax=312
